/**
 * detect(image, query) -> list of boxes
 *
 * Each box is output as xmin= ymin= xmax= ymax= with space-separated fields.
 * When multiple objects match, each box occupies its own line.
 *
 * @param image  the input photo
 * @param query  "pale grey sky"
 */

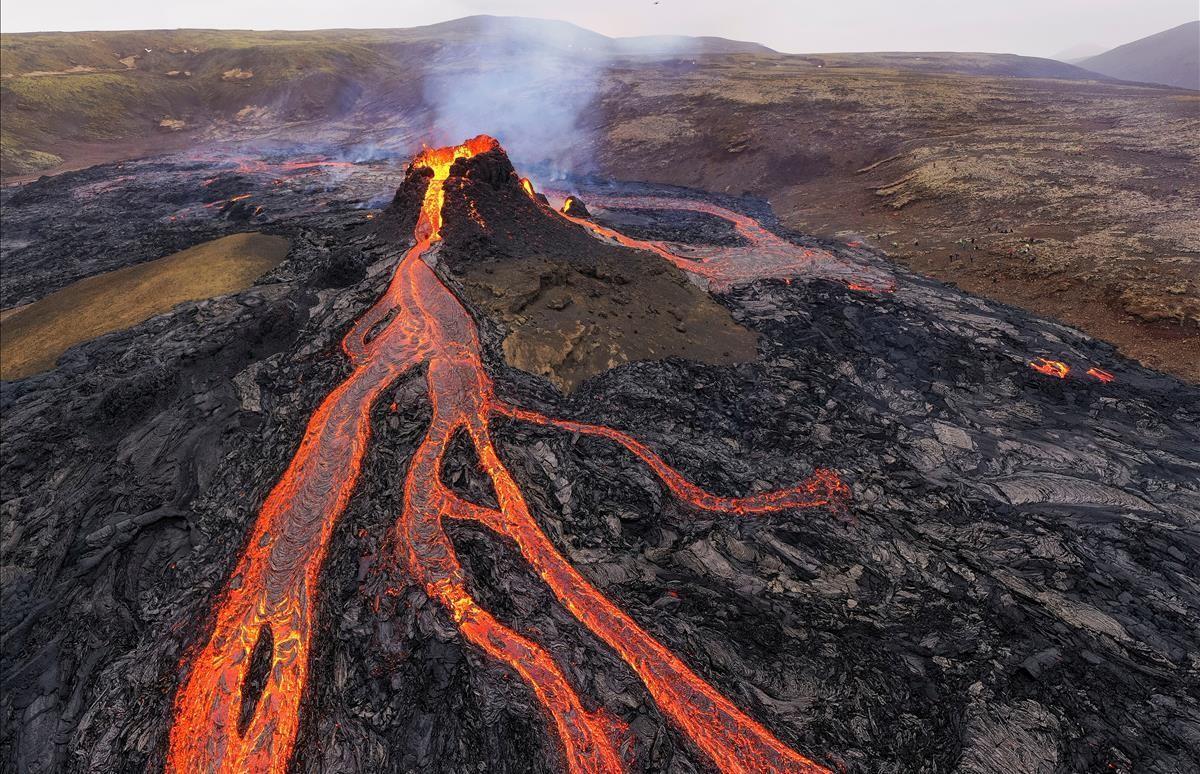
xmin=1 ymin=0 xmax=1195 ymax=58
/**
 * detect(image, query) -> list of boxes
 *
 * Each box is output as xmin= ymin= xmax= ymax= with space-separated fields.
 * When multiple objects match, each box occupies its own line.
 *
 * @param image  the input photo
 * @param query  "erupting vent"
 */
xmin=167 ymin=136 xmax=848 ymax=773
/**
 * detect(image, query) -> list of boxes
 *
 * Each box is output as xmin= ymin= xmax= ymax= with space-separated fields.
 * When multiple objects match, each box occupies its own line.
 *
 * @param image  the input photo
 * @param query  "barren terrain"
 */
xmin=2 ymin=21 xmax=1196 ymax=379
xmin=1 ymin=135 xmax=1197 ymax=774
xmin=589 ymin=58 xmax=1200 ymax=380
xmin=2 ymin=18 xmax=1199 ymax=774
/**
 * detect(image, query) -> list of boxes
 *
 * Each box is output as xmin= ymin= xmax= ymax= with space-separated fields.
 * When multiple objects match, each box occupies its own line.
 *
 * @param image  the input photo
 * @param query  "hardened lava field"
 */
xmin=1 ymin=139 xmax=1198 ymax=773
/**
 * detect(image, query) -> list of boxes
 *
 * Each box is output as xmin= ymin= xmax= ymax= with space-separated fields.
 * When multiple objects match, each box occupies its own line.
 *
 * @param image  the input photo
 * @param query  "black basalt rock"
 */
xmin=0 ymin=150 xmax=1197 ymax=774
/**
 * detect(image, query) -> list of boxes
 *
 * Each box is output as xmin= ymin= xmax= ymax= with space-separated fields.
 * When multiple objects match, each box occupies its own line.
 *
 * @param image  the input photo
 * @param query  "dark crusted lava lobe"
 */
xmin=378 ymin=140 xmax=613 ymax=263
xmin=561 ymin=196 xmax=591 ymax=217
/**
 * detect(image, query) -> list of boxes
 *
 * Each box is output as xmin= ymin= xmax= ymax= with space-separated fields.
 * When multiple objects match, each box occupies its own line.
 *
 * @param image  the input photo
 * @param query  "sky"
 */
xmin=1 ymin=0 xmax=1196 ymax=58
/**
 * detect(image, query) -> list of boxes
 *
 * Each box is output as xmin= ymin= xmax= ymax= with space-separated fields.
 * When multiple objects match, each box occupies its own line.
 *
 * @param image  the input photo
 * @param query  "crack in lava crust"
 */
xmin=168 ymin=137 xmax=845 ymax=774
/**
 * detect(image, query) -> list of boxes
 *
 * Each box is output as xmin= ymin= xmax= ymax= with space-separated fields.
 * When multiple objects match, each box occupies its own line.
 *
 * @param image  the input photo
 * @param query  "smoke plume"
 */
xmin=419 ymin=16 xmax=615 ymax=175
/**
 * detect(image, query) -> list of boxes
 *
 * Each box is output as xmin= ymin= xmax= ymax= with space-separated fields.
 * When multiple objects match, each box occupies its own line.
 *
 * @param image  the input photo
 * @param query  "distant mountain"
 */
xmin=1050 ymin=43 xmax=1106 ymax=64
xmin=1079 ymin=21 xmax=1199 ymax=90
xmin=395 ymin=15 xmax=774 ymax=58
xmin=613 ymin=34 xmax=773 ymax=56
xmin=0 ymin=16 xmax=773 ymax=79
xmin=807 ymin=51 xmax=1117 ymax=81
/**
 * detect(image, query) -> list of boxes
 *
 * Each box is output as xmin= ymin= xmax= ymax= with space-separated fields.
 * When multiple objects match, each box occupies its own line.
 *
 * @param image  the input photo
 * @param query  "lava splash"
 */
xmin=167 ymin=136 xmax=847 ymax=773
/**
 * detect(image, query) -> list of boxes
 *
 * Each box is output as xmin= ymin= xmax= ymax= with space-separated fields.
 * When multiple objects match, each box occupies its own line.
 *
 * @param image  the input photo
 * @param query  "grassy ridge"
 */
xmin=0 ymin=30 xmax=400 ymax=76
xmin=0 ymin=23 xmax=1140 ymax=176
xmin=0 ymin=232 xmax=289 ymax=380
xmin=0 ymin=31 xmax=391 ymax=174
xmin=4 ymin=71 xmax=180 ymax=136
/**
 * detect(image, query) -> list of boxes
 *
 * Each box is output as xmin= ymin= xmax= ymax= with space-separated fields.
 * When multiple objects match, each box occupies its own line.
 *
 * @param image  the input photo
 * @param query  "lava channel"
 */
xmin=169 ymin=136 xmax=846 ymax=774
xmin=539 ymin=186 xmax=895 ymax=293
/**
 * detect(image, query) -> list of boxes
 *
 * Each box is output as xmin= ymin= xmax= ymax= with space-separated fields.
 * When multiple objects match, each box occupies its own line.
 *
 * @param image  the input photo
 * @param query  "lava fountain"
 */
xmin=168 ymin=136 xmax=847 ymax=773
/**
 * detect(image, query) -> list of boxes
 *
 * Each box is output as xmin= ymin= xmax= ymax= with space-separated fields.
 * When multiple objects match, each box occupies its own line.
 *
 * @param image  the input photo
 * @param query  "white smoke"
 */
xmin=419 ymin=16 xmax=615 ymax=175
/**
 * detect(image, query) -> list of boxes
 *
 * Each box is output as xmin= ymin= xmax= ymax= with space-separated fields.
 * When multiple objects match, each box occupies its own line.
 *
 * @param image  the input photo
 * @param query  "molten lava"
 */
xmin=1087 ymin=367 xmax=1115 ymax=383
xmin=1030 ymin=357 xmax=1070 ymax=379
xmin=561 ymin=195 xmax=588 ymax=216
xmin=168 ymin=136 xmax=845 ymax=774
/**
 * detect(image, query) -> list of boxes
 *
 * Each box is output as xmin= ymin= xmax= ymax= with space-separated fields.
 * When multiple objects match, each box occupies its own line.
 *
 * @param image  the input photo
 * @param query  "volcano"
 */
xmin=1 ymin=137 xmax=1198 ymax=774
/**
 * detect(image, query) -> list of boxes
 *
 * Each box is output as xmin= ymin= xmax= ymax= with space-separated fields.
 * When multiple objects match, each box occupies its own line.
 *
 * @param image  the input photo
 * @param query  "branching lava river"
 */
xmin=167 ymin=136 xmax=849 ymax=773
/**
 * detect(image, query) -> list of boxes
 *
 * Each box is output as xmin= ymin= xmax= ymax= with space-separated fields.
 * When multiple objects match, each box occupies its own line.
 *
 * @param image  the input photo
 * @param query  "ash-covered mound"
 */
xmin=374 ymin=138 xmax=601 ymax=260
xmin=377 ymin=139 xmax=759 ymax=392
xmin=0 ymin=141 xmax=1197 ymax=774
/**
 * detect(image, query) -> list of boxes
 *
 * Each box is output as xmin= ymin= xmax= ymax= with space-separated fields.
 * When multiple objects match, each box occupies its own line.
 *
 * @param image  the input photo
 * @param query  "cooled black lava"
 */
xmin=1 ymin=149 xmax=1197 ymax=774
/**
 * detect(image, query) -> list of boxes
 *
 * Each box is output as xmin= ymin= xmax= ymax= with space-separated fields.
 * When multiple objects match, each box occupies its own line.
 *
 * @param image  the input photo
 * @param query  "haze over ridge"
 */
xmin=2 ymin=0 xmax=1197 ymax=58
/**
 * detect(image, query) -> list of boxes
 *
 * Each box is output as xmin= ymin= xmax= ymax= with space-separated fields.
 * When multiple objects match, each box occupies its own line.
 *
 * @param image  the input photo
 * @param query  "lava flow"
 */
xmin=234 ymin=158 xmax=358 ymax=175
xmin=541 ymin=187 xmax=895 ymax=293
xmin=1030 ymin=357 xmax=1070 ymax=378
xmin=168 ymin=136 xmax=846 ymax=774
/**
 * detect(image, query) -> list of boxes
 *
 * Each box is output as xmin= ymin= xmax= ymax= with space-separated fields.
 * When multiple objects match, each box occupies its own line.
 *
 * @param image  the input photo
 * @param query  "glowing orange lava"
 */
xmin=1087 ymin=367 xmax=1115 ymax=383
xmin=1030 ymin=357 xmax=1070 ymax=379
xmin=169 ymin=136 xmax=843 ymax=774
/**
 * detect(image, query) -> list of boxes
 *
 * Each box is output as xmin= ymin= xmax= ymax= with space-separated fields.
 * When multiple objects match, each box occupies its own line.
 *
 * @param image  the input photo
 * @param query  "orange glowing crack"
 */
xmin=169 ymin=136 xmax=841 ymax=774
xmin=1087 ymin=367 xmax=1115 ymax=383
xmin=1030 ymin=357 xmax=1070 ymax=378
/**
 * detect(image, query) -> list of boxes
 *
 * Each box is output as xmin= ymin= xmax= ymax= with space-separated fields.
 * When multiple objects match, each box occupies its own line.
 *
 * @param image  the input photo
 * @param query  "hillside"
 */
xmin=0 ymin=24 xmax=1122 ymax=181
xmin=1080 ymin=21 xmax=1200 ymax=90
xmin=2 ymin=17 xmax=1198 ymax=382
xmin=804 ymin=51 xmax=1116 ymax=80
xmin=588 ymin=54 xmax=1200 ymax=380
xmin=0 ymin=17 xmax=769 ymax=79
xmin=0 ymin=18 xmax=772 ymax=177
